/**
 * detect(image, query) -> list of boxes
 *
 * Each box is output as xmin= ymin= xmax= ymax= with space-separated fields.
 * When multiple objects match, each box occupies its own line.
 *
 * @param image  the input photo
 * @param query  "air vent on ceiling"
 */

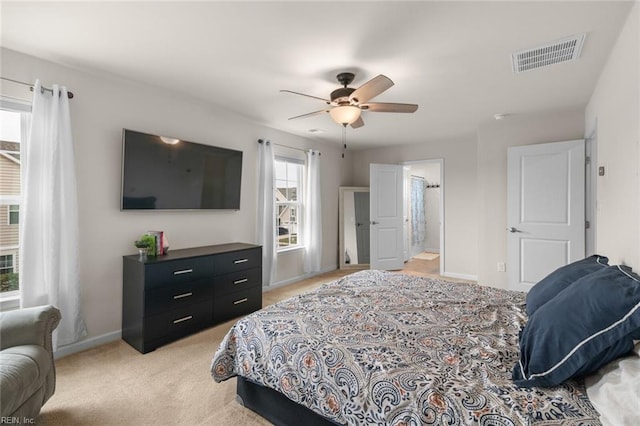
xmin=512 ymin=33 xmax=586 ymax=74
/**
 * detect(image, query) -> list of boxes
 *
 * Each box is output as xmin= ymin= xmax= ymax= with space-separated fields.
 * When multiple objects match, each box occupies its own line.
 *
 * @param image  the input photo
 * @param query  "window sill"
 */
xmin=277 ymin=245 xmax=305 ymax=255
xmin=0 ymin=293 xmax=20 ymax=312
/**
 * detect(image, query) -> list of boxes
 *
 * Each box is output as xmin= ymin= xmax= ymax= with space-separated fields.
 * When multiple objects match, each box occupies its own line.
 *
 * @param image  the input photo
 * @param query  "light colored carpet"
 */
xmin=39 ymin=319 xmax=271 ymax=426
xmin=38 ymin=271 xmax=352 ymax=426
xmin=412 ymin=252 xmax=440 ymax=261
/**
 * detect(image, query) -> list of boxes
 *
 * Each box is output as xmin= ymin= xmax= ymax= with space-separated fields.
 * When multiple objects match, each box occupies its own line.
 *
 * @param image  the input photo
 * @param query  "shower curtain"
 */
xmin=410 ymin=176 xmax=426 ymax=254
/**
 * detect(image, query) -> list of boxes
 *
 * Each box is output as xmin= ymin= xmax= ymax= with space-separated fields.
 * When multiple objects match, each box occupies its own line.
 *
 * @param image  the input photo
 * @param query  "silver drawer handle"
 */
xmin=233 ymin=298 xmax=248 ymax=305
xmin=233 ymin=278 xmax=248 ymax=285
xmin=234 ymin=259 xmax=248 ymax=264
xmin=173 ymin=269 xmax=193 ymax=275
xmin=173 ymin=292 xmax=193 ymax=300
xmin=173 ymin=315 xmax=193 ymax=324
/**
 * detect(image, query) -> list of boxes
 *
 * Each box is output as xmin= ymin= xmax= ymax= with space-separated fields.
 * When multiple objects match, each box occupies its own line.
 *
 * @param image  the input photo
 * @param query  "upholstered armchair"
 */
xmin=0 ymin=305 xmax=61 ymax=421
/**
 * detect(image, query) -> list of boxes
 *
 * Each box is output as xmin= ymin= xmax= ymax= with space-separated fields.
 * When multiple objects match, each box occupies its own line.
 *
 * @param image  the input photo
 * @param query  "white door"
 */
xmin=370 ymin=163 xmax=404 ymax=270
xmin=507 ymin=140 xmax=585 ymax=292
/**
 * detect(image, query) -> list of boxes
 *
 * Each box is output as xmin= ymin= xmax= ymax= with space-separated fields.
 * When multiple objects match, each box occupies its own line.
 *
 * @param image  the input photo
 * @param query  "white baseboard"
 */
xmin=265 ymin=264 xmax=338 ymax=291
xmin=54 ymin=330 xmax=121 ymax=359
xmin=442 ymin=271 xmax=478 ymax=282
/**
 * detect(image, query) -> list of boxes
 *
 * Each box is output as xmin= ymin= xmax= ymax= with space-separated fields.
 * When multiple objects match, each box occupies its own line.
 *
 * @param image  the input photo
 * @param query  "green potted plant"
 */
xmin=134 ymin=234 xmax=156 ymax=258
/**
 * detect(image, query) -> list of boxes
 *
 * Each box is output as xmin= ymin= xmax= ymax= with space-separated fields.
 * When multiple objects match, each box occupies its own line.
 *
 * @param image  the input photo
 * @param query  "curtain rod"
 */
xmin=1 ymin=76 xmax=74 ymax=99
xmin=258 ymin=139 xmax=320 ymax=156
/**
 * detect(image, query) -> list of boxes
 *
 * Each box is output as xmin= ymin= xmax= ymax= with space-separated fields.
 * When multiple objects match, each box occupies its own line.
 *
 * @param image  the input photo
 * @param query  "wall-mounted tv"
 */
xmin=121 ymin=129 xmax=243 ymax=210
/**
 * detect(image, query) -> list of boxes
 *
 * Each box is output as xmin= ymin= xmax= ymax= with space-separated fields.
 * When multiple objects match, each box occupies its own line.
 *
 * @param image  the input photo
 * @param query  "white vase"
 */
xmin=137 ymin=247 xmax=148 ymax=260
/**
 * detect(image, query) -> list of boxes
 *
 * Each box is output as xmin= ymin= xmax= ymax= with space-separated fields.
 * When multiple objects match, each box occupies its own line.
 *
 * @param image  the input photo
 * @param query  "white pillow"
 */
xmin=585 ymin=341 xmax=640 ymax=426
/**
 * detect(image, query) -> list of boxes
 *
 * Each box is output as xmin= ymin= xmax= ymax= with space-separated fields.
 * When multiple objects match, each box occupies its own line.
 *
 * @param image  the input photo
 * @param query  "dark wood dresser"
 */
xmin=122 ymin=242 xmax=262 ymax=353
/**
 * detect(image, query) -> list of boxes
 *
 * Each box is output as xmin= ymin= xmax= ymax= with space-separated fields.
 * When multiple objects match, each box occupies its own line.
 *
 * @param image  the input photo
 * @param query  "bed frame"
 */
xmin=236 ymin=377 xmax=340 ymax=426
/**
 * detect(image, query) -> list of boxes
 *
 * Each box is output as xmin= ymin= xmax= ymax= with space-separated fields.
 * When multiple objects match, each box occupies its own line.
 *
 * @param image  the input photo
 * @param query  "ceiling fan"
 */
xmin=281 ymin=72 xmax=418 ymax=129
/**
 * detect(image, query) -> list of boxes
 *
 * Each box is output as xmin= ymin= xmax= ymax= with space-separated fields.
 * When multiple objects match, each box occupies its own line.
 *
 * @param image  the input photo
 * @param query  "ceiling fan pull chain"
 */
xmin=342 ymin=124 xmax=347 ymax=158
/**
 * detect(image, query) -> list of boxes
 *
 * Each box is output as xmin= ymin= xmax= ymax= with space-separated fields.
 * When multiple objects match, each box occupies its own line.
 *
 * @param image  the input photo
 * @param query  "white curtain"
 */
xmin=257 ymin=140 xmax=276 ymax=286
xmin=303 ymin=149 xmax=322 ymax=273
xmin=20 ymin=80 xmax=87 ymax=349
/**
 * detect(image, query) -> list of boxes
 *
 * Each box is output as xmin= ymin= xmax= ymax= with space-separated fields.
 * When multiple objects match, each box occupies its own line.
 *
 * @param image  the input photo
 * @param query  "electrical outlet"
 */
xmin=497 ymin=262 xmax=506 ymax=272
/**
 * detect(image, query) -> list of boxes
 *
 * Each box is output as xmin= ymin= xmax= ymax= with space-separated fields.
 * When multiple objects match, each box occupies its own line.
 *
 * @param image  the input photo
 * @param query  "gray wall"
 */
xmin=1 ymin=47 xmax=349 ymax=349
xmin=351 ymin=135 xmax=479 ymax=280
xmin=1 ymin=1 xmax=637 ymax=351
xmin=350 ymin=110 xmax=585 ymax=286
xmin=476 ymin=109 xmax=585 ymax=288
xmin=586 ymin=3 xmax=640 ymax=270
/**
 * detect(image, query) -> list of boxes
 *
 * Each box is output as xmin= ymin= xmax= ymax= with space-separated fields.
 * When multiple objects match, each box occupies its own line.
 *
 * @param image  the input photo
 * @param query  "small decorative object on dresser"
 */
xmin=146 ymin=230 xmax=165 ymax=256
xmin=122 ymin=242 xmax=262 ymax=353
xmin=134 ymin=234 xmax=156 ymax=258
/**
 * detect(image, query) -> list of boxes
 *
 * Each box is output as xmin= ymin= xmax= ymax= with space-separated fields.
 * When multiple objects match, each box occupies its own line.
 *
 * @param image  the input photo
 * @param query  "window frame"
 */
xmin=274 ymin=155 xmax=305 ymax=252
xmin=0 ymin=97 xmax=30 ymax=310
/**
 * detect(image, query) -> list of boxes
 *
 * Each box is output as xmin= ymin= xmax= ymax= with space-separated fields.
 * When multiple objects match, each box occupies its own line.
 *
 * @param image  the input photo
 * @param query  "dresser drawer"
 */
xmin=144 ymin=301 xmax=212 ymax=343
xmin=214 ymin=286 xmax=262 ymax=323
xmin=145 ymin=257 xmax=214 ymax=289
xmin=214 ymin=247 xmax=261 ymax=275
xmin=145 ymin=279 xmax=213 ymax=317
xmin=214 ymin=267 xmax=261 ymax=296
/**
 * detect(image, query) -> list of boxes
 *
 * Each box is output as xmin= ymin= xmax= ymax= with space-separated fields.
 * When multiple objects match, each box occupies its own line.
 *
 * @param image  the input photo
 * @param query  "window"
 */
xmin=275 ymin=157 xmax=304 ymax=250
xmin=0 ymin=106 xmax=26 ymax=299
xmin=8 ymin=205 xmax=18 ymax=225
xmin=0 ymin=255 xmax=14 ymax=274
xmin=0 ymin=254 xmax=17 ymax=293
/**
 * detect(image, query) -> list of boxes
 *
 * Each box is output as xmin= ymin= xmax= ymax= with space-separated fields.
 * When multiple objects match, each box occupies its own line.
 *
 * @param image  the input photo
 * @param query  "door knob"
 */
xmin=507 ymin=227 xmax=521 ymax=233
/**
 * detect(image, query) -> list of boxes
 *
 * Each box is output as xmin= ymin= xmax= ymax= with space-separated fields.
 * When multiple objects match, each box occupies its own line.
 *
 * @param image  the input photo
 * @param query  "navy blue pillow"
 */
xmin=525 ymin=255 xmax=608 ymax=316
xmin=513 ymin=265 xmax=640 ymax=388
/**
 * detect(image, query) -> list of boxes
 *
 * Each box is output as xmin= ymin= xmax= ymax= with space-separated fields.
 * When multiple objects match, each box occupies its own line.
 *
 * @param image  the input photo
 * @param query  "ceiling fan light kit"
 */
xmin=329 ymin=105 xmax=361 ymax=125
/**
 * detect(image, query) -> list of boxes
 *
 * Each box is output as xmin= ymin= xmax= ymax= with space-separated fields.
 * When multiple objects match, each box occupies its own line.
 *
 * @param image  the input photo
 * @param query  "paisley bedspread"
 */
xmin=211 ymin=270 xmax=601 ymax=425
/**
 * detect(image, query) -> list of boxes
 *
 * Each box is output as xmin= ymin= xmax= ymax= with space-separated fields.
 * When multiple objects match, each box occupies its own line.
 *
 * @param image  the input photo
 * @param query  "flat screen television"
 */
xmin=121 ymin=129 xmax=243 ymax=210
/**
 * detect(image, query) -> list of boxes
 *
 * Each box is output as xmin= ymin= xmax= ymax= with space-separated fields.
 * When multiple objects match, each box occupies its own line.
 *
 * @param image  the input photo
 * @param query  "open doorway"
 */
xmin=403 ymin=159 xmax=444 ymax=275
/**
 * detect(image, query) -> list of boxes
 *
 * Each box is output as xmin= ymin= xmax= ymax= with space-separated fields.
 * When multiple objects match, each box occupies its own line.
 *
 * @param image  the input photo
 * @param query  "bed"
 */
xmin=211 ymin=269 xmax=638 ymax=425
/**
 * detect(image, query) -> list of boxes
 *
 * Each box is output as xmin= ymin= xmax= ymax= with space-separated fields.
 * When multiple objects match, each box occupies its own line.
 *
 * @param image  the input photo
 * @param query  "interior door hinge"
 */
xmin=586 ymin=221 xmax=591 ymax=229
xmin=585 ymin=156 xmax=591 ymax=165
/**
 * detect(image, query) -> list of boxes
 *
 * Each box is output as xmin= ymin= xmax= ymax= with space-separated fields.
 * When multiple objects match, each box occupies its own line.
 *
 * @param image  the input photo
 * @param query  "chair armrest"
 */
xmin=0 ymin=305 xmax=61 ymax=351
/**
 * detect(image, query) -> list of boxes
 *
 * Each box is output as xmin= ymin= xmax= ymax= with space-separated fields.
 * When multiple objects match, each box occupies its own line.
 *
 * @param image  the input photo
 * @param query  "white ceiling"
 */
xmin=1 ymin=1 xmax=633 ymax=149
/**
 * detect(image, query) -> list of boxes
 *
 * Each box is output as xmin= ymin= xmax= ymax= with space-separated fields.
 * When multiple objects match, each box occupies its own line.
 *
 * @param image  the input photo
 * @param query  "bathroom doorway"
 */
xmin=403 ymin=159 xmax=443 ymax=275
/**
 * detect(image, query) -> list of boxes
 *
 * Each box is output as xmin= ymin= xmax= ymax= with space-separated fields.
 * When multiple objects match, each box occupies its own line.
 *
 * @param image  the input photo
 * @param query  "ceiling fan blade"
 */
xmin=361 ymin=102 xmax=419 ymax=113
xmin=349 ymin=74 xmax=394 ymax=104
xmin=280 ymin=90 xmax=330 ymax=104
xmin=350 ymin=116 xmax=365 ymax=129
xmin=287 ymin=109 xmax=330 ymax=120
